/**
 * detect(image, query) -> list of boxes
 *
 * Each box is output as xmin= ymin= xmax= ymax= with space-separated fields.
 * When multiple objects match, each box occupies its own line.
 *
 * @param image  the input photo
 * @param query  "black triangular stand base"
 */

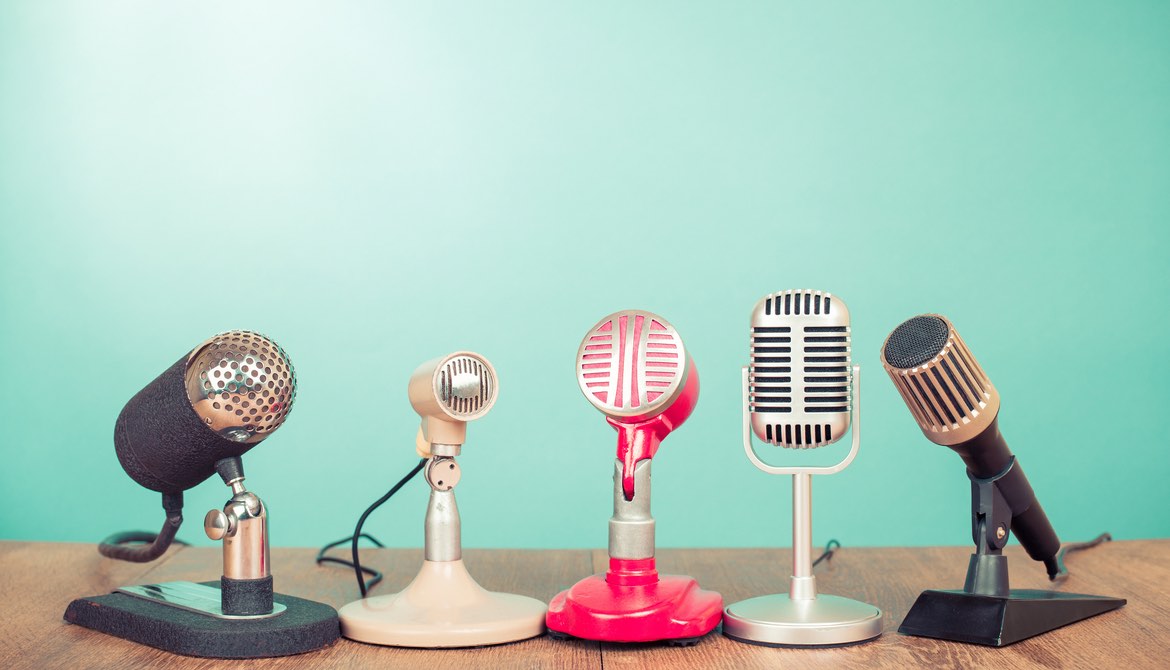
xmin=64 ymin=581 xmax=340 ymax=658
xmin=899 ymin=589 xmax=1126 ymax=647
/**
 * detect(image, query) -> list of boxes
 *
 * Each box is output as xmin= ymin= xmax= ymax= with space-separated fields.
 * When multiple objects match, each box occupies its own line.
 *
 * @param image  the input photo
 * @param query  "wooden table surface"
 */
xmin=1 ymin=539 xmax=1166 ymax=669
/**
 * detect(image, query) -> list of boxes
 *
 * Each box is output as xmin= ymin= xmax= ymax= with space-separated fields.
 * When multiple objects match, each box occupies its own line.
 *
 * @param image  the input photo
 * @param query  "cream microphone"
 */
xmin=408 ymin=352 xmax=497 ymax=562
xmin=338 ymin=352 xmax=547 ymax=648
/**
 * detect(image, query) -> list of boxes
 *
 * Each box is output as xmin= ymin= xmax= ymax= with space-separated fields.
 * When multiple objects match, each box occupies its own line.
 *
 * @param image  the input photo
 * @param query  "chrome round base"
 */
xmin=723 ymin=594 xmax=883 ymax=647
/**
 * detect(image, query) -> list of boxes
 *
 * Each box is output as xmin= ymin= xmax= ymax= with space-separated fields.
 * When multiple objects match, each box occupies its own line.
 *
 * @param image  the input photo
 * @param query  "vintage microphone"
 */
xmin=882 ymin=314 xmax=1125 ymax=646
xmin=722 ymin=290 xmax=884 ymax=647
xmin=64 ymin=330 xmax=340 ymax=658
xmin=546 ymin=310 xmax=723 ymax=645
xmin=337 ymin=352 xmax=547 ymax=648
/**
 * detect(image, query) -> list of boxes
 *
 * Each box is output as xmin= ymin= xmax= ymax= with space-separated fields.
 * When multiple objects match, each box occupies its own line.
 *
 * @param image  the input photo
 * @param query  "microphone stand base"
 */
xmin=338 ymin=559 xmax=547 ymax=648
xmin=899 ymin=588 xmax=1126 ymax=647
xmin=546 ymin=560 xmax=723 ymax=644
xmin=722 ymin=594 xmax=882 ymax=647
xmin=63 ymin=581 xmax=340 ymax=658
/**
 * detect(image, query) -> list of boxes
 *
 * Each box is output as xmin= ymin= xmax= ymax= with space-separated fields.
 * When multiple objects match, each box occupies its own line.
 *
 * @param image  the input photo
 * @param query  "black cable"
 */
xmin=812 ymin=539 xmax=840 ymax=568
xmin=98 ymin=491 xmax=187 ymax=562
xmin=345 ymin=458 xmax=427 ymax=597
xmin=1050 ymin=532 xmax=1112 ymax=583
xmin=316 ymin=533 xmax=387 ymax=591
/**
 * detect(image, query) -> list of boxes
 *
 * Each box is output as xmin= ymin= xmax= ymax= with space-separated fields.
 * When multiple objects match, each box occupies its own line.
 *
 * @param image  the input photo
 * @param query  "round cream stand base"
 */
xmin=723 ymin=594 xmax=882 ymax=647
xmin=339 ymin=559 xmax=547 ymax=648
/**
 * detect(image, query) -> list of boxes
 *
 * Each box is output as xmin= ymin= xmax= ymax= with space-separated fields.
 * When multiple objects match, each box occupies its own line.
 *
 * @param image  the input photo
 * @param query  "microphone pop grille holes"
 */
xmin=881 ymin=315 xmax=951 ymax=370
xmin=184 ymin=330 xmax=296 ymax=444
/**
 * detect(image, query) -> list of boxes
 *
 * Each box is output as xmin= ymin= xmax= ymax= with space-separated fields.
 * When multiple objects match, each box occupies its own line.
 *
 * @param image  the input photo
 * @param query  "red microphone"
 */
xmin=547 ymin=310 xmax=722 ymax=646
xmin=577 ymin=310 xmax=699 ymax=500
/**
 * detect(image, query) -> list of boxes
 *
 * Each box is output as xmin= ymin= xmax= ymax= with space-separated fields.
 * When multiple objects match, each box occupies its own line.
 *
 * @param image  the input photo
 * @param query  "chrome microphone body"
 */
xmin=747 ymin=290 xmax=853 ymax=600
xmin=724 ymin=290 xmax=882 ymax=648
xmin=749 ymin=289 xmax=852 ymax=448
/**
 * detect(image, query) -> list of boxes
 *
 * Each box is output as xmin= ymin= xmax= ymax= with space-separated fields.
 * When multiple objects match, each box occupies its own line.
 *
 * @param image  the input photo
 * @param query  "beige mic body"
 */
xmin=409 ymin=352 xmax=497 ymax=455
xmin=339 ymin=351 xmax=547 ymax=647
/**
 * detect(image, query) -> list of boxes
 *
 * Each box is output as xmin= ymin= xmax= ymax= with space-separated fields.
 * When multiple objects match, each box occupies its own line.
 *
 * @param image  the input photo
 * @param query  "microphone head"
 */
xmin=408 ymin=352 xmax=498 ymax=423
xmin=408 ymin=352 xmax=498 ymax=455
xmin=114 ymin=330 xmax=296 ymax=494
xmin=576 ymin=309 xmax=693 ymax=424
xmin=880 ymin=314 xmax=1000 ymax=446
xmin=185 ymin=331 xmax=297 ymax=443
xmin=749 ymin=290 xmax=852 ymax=449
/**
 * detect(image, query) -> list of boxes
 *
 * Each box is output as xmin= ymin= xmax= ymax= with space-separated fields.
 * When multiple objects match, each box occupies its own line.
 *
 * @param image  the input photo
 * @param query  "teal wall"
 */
xmin=2 ymin=2 xmax=1167 ymax=554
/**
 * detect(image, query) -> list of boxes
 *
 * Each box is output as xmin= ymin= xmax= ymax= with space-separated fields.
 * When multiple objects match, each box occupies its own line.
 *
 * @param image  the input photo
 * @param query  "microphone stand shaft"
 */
xmin=790 ymin=472 xmax=816 ymax=601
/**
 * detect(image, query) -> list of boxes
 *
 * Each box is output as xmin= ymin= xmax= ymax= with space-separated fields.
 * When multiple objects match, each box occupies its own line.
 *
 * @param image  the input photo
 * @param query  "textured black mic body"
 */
xmin=114 ymin=356 xmax=254 ymax=494
xmin=113 ymin=331 xmax=296 ymax=494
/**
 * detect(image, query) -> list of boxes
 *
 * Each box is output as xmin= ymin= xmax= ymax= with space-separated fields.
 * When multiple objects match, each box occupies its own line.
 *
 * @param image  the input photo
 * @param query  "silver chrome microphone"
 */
xmin=749 ymin=290 xmax=851 ymax=449
xmin=724 ymin=290 xmax=882 ymax=648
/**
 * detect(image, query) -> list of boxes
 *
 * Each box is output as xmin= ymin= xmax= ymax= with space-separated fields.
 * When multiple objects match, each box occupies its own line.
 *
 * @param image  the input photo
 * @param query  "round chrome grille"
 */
xmin=184 ymin=330 xmax=296 ymax=443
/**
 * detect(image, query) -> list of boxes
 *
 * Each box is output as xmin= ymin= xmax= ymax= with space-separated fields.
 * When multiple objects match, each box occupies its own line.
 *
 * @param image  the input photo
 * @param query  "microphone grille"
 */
xmin=577 ymin=310 xmax=688 ymax=421
xmin=749 ymin=290 xmax=851 ymax=449
xmin=882 ymin=315 xmax=951 ymax=369
xmin=435 ymin=353 xmax=497 ymax=420
xmin=880 ymin=315 xmax=1000 ymax=446
xmin=185 ymin=331 xmax=296 ymax=443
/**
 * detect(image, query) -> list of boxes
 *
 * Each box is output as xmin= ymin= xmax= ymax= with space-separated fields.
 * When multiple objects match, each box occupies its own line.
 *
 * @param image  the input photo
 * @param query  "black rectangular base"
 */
xmin=64 ymin=581 xmax=340 ymax=659
xmin=899 ymin=588 xmax=1126 ymax=647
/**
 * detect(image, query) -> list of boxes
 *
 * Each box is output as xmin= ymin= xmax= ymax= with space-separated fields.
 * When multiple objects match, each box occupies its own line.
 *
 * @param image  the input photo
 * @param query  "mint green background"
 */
xmin=2 ymin=3 xmax=1167 ymax=555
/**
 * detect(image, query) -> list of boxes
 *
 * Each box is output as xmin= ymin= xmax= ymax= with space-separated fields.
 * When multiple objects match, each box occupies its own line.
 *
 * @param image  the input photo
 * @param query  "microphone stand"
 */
xmin=336 ymin=443 xmax=547 ymax=648
xmin=723 ymin=365 xmax=883 ymax=647
xmin=898 ymin=458 xmax=1127 ymax=646
xmin=545 ymin=420 xmax=724 ymax=645
xmin=64 ymin=455 xmax=340 ymax=658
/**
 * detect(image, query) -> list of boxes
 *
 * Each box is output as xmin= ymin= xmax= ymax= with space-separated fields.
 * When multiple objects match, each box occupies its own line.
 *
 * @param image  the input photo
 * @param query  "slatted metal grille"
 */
xmin=749 ymin=290 xmax=852 ymax=449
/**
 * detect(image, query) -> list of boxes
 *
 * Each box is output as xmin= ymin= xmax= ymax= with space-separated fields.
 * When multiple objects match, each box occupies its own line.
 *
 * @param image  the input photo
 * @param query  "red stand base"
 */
xmin=545 ymin=558 xmax=723 ymax=644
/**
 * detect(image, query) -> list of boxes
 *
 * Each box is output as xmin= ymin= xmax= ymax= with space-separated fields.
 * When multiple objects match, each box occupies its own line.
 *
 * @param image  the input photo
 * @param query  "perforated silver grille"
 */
xmin=184 ymin=330 xmax=296 ymax=443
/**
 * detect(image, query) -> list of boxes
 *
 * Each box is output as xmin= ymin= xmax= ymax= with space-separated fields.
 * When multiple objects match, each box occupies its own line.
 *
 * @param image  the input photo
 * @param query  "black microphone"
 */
xmin=102 ymin=330 xmax=295 ymax=562
xmin=68 ymin=331 xmax=341 ymax=658
xmin=880 ymin=314 xmax=1061 ymax=578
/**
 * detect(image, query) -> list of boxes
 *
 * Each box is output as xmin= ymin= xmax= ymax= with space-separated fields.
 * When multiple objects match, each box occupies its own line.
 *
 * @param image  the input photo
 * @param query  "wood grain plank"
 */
xmin=594 ymin=541 xmax=1169 ymax=670
xmin=5 ymin=540 xmax=1168 ymax=669
xmin=0 ymin=541 xmax=184 ymax=670
xmin=15 ymin=544 xmax=596 ymax=670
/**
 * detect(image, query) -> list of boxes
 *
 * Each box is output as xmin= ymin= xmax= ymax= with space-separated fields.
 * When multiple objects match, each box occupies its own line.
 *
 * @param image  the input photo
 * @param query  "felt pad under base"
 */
xmin=64 ymin=581 xmax=340 ymax=658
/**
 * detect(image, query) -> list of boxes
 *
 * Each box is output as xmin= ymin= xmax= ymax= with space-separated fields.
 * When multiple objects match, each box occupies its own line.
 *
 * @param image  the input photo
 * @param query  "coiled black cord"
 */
xmin=98 ymin=491 xmax=187 ymax=562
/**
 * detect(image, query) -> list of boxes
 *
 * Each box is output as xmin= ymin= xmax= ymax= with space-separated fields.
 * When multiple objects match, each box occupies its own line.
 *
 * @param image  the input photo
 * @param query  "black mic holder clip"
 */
xmin=964 ymin=457 xmax=1016 ymax=597
xmin=898 ymin=458 xmax=1126 ymax=647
